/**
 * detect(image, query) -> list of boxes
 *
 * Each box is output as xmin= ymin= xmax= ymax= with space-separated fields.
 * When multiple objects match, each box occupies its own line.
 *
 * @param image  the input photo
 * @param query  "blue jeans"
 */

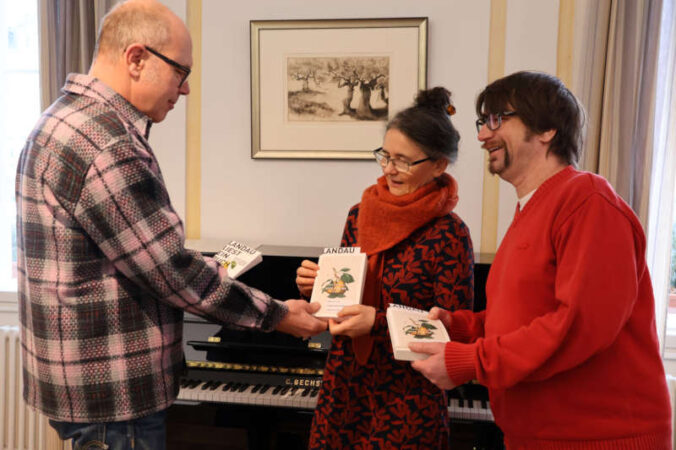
xmin=49 ymin=409 xmax=167 ymax=450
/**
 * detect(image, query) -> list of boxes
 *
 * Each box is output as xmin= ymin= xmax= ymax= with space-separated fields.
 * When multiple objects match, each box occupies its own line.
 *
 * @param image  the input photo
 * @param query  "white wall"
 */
xmin=151 ymin=0 xmax=187 ymax=221
xmin=151 ymin=0 xmax=561 ymax=251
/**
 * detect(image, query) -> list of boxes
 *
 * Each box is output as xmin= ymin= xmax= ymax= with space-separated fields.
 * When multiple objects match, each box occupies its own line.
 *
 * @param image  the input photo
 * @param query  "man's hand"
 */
xmin=275 ymin=300 xmax=327 ymax=338
xmin=295 ymin=259 xmax=319 ymax=298
xmin=409 ymin=342 xmax=456 ymax=390
xmin=328 ymin=304 xmax=376 ymax=338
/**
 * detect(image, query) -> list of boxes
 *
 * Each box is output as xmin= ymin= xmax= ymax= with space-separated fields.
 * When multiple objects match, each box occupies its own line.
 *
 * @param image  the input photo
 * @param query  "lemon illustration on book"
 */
xmin=321 ymin=267 xmax=355 ymax=298
xmin=220 ymin=260 xmax=236 ymax=270
xmin=404 ymin=319 xmax=437 ymax=339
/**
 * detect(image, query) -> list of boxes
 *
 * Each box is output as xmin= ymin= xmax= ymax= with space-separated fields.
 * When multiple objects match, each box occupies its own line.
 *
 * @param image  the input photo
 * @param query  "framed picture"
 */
xmin=250 ymin=18 xmax=428 ymax=159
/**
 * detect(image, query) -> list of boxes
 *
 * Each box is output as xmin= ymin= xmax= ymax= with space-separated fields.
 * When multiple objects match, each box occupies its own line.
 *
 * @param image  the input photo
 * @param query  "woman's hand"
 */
xmin=295 ymin=259 xmax=319 ymax=298
xmin=329 ymin=304 xmax=376 ymax=338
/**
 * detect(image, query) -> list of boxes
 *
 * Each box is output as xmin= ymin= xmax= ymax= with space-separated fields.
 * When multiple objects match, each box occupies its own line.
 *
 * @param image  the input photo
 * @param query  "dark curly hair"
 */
xmin=475 ymin=71 xmax=585 ymax=165
xmin=387 ymin=87 xmax=460 ymax=163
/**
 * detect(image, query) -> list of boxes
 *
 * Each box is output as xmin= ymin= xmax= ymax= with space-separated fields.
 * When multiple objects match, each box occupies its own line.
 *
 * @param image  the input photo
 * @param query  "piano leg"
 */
xmin=449 ymin=420 xmax=505 ymax=450
xmin=167 ymin=403 xmax=248 ymax=450
xmin=167 ymin=402 xmax=314 ymax=450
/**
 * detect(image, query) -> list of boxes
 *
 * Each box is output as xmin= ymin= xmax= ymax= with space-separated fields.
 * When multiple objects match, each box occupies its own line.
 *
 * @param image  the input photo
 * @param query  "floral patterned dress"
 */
xmin=309 ymin=205 xmax=474 ymax=449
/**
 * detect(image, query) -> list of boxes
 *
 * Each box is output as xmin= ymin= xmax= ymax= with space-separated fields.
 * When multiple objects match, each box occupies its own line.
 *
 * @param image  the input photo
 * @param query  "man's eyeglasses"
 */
xmin=373 ymin=148 xmax=431 ymax=173
xmin=144 ymin=46 xmax=191 ymax=88
xmin=475 ymin=111 xmax=517 ymax=133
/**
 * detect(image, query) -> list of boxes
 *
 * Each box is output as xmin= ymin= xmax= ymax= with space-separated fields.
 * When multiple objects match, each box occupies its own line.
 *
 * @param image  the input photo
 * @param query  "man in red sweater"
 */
xmin=410 ymin=71 xmax=672 ymax=449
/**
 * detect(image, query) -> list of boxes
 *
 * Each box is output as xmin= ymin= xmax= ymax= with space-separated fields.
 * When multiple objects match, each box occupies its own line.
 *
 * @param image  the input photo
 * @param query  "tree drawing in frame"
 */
xmin=287 ymin=55 xmax=389 ymax=122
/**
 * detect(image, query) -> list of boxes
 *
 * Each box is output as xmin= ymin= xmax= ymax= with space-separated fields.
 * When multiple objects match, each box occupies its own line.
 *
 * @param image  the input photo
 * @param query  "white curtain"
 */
xmin=572 ymin=0 xmax=663 ymax=228
xmin=646 ymin=0 xmax=676 ymax=351
xmin=571 ymin=0 xmax=676 ymax=350
xmin=38 ymin=0 xmax=117 ymax=110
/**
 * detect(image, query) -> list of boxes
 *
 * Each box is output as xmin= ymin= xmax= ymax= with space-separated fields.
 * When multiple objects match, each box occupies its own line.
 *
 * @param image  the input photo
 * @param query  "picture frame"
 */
xmin=250 ymin=18 xmax=428 ymax=159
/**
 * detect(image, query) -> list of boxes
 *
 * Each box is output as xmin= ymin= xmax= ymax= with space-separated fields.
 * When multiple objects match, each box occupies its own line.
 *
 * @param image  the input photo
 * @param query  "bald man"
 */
xmin=15 ymin=1 xmax=325 ymax=448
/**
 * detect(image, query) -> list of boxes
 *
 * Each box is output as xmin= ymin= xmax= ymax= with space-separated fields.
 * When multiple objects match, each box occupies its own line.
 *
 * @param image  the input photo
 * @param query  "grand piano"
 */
xmin=167 ymin=244 xmax=503 ymax=450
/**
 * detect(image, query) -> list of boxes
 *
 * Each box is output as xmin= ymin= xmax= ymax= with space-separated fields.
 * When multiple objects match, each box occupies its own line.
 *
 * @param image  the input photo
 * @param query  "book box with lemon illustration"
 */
xmin=213 ymin=241 xmax=262 ymax=279
xmin=386 ymin=304 xmax=450 ymax=361
xmin=310 ymin=247 xmax=367 ymax=319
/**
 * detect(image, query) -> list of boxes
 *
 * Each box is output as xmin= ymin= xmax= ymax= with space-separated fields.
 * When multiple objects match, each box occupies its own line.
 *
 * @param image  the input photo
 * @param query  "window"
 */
xmin=0 ymin=1 xmax=40 ymax=293
xmin=653 ymin=0 xmax=676 ymax=358
xmin=672 ymin=215 xmax=676 ymax=302
xmin=664 ymin=188 xmax=676 ymax=357
xmin=669 ymin=207 xmax=676 ymax=329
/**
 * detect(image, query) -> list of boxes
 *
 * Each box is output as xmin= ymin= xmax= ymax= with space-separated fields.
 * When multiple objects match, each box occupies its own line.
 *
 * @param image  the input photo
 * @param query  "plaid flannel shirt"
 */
xmin=15 ymin=74 xmax=287 ymax=422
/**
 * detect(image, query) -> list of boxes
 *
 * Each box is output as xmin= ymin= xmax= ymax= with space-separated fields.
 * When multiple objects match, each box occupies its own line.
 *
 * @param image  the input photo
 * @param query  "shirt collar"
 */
xmin=62 ymin=73 xmax=153 ymax=140
xmin=518 ymin=189 xmax=537 ymax=209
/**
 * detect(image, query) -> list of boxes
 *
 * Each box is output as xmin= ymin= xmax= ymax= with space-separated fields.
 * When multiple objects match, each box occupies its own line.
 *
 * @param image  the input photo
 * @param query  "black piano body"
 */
xmin=167 ymin=245 xmax=503 ymax=450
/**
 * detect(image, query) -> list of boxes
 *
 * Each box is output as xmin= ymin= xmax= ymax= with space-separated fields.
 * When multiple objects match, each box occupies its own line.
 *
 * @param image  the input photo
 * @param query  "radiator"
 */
xmin=0 ymin=326 xmax=49 ymax=450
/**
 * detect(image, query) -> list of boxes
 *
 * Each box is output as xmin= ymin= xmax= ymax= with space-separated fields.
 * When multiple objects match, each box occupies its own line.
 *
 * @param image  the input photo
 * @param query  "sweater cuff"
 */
xmin=261 ymin=299 xmax=289 ymax=332
xmin=444 ymin=341 xmax=476 ymax=386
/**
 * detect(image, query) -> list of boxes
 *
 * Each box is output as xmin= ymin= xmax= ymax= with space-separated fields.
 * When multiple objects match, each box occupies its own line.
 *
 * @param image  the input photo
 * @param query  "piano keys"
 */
xmin=177 ymin=294 xmax=330 ymax=411
xmin=176 ymin=354 xmax=323 ymax=410
xmin=178 ymin=376 xmax=321 ymax=409
xmin=176 ymin=363 xmax=496 ymax=421
xmin=448 ymin=382 xmax=495 ymax=422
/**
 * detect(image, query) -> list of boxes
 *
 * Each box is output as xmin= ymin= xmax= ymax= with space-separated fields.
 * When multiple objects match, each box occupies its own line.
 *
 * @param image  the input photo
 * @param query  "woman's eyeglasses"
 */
xmin=373 ymin=148 xmax=430 ymax=173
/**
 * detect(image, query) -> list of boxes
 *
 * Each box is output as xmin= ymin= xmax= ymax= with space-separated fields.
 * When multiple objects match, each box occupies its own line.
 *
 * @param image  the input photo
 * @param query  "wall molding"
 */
xmin=0 ymin=296 xmax=19 ymax=327
xmin=557 ymin=0 xmax=575 ymax=87
xmin=0 ymin=302 xmax=18 ymax=314
xmin=479 ymin=0 xmax=507 ymax=254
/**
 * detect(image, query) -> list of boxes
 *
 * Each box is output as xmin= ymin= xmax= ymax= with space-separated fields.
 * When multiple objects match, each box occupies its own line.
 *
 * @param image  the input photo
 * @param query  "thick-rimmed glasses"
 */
xmin=475 ymin=111 xmax=517 ymax=133
xmin=144 ymin=46 xmax=191 ymax=88
xmin=373 ymin=148 xmax=430 ymax=173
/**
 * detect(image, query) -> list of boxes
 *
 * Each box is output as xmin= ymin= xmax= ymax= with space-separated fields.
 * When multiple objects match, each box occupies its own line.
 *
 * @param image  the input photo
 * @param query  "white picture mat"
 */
xmin=258 ymin=26 xmax=421 ymax=153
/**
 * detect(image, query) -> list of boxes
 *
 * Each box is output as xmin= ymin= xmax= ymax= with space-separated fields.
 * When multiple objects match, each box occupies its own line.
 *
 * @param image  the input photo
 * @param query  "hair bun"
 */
xmin=415 ymin=86 xmax=453 ymax=116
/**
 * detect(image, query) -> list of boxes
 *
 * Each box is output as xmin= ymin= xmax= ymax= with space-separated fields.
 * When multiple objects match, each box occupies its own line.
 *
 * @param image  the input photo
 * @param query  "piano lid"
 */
xmin=182 ymin=244 xmax=332 ymax=370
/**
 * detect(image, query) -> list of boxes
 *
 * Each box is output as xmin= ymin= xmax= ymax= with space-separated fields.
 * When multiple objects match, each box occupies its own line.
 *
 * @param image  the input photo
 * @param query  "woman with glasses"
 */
xmin=296 ymin=87 xmax=475 ymax=449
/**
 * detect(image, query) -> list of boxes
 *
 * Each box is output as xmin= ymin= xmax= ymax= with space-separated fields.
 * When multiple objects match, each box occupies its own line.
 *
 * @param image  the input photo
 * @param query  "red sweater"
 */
xmin=444 ymin=166 xmax=671 ymax=449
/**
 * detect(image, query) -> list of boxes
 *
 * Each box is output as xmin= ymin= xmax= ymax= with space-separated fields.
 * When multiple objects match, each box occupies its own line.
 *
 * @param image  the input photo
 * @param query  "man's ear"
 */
xmin=124 ymin=44 xmax=146 ymax=80
xmin=432 ymin=158 xmax=449 ymax=177
xmin=539 ymin=129 xmax=557 ymax=145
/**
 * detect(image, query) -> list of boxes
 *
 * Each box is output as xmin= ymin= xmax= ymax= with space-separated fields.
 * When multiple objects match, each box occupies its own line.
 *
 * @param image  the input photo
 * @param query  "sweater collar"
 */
xmin=516 ymin=165 xmax=576 ymax=215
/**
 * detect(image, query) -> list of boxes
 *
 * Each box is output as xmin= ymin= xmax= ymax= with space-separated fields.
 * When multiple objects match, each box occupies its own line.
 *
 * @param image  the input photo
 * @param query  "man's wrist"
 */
xmin=264 ymin=299 xmax=289 ymax=331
